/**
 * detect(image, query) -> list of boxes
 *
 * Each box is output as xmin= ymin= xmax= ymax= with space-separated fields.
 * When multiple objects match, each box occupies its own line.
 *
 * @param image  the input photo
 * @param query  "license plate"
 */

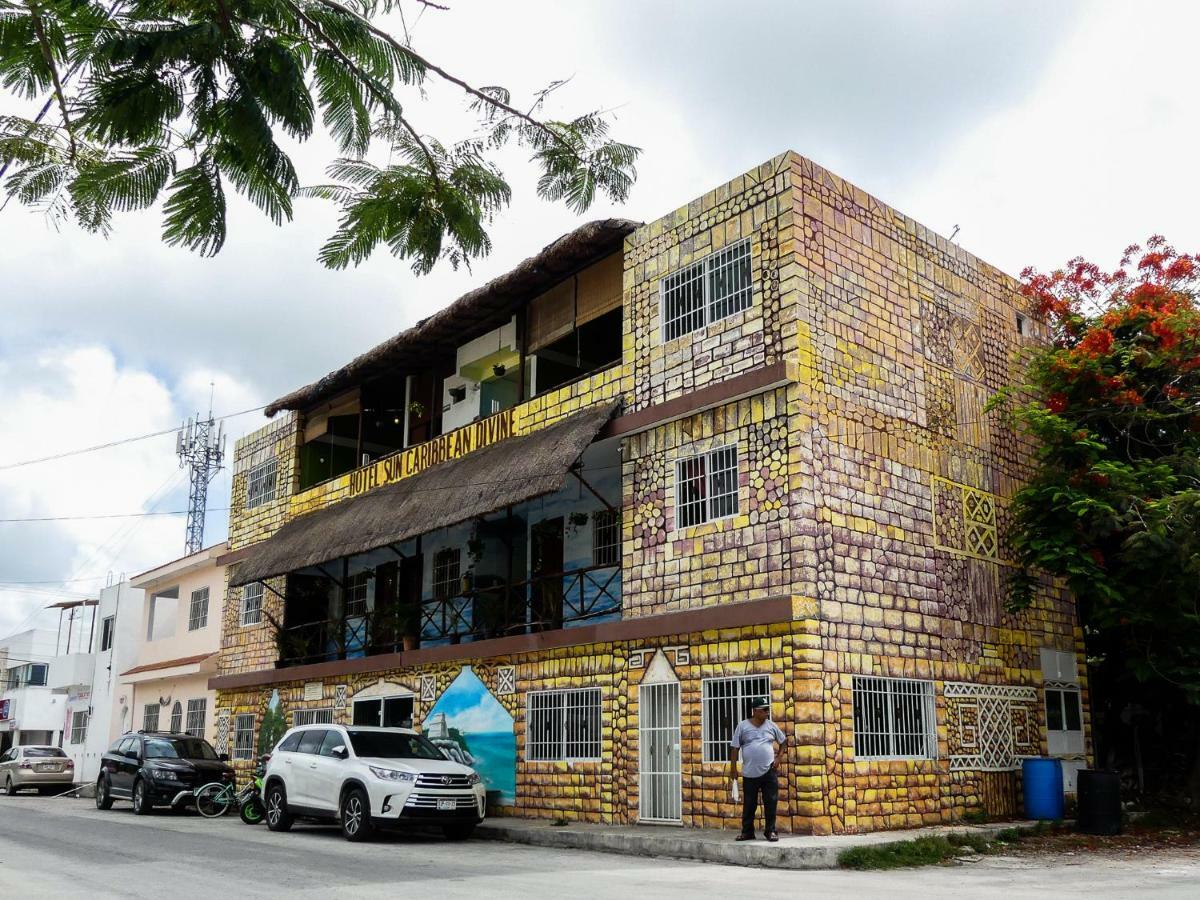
xmin=36 ymin=765 xmax=55 ymax=772
xmin=437 ymin=799 xmax=456 ymax=811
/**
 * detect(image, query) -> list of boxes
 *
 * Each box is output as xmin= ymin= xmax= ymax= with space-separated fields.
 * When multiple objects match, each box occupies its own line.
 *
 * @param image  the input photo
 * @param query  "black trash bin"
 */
xmin=1076 ymin=769 xmax=1121 ymax=835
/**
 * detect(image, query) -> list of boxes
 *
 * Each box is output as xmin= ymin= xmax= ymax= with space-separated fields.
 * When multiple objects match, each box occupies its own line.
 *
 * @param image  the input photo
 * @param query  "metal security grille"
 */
xmin=702 ymin=675 xmax=771 ymax=762
xmin=661 ymin=258 xmax=706 ymax=341
xmin=433 ymin=548 xmax=461 ymax=601
xmin=639 ymin=682 xmax=681 ymax=823
xmin=246 ymin=459 xmax=278 ymax=509
xmin=526 ymin=689 xmax=601 ymax=761
xmin=852 ymin=676 xmax=937 ymax=759
xmin=675 ymin=446 xmax=739 ymax=528
xmin=143 ymin=704 xmax=160 ymax=732
xmin=344 ymin=572 xmax=370 ymax=617
xmin=233 ymin=714 xmax=255 ymax=759
xmin=707 ymin=239 xmax=753 ymax=321
xmin=170 ymin=701 xmax=183 ymax=733
xmin=660 ymin=238 xmax=753 ymax=341
xmin=592 ymin=509 xmax=620 ymax=566
xmin=292 ymin=708 xmax=334 ymax=726
xmin=186 ymin=699 xmax=207 ymax=736
xmin=70 ymin=710 xmax=88 ymax=744
xmin=241 ymin=583 xmax=263 ymax=626
xmin=188 ymin=587 xmax=209 ymax=631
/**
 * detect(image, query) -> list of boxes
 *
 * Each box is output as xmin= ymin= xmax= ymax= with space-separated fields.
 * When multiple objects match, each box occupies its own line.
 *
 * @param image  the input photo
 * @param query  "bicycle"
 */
xmin=195 ymin=755 xmax=269 ymax=822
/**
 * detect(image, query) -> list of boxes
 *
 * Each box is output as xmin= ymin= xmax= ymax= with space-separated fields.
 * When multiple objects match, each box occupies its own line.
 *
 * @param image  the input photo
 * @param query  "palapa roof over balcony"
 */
xmin=264 ymin=218 xmax=640 ymax=417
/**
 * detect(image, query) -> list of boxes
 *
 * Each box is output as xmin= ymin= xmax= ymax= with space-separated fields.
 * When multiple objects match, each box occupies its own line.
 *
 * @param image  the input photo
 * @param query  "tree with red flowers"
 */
xmin=994 ymin=237 xmax=1200 ymax=798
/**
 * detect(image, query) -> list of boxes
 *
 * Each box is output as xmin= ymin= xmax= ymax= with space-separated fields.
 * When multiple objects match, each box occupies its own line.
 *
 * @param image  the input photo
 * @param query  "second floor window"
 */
xmin=70 ymin=710 xmax=89 ymax=744
xmin=4 ymin=663 xmax=48 ymax=689
xmin=660 ymin=238 xmax=752 ymax=341
xmin=241 ymin=583 xmax=264 ymax=626
xmin=592 ymin=510 xmax=620 ymax=567
xmin=188 ymin=588 xmax=209 ymax=631
xmin=345 ymin=572 xmax=370 ymax=618
xmin=246 ymin=459 xmax=278 ymax=509
xmin=100 ymin=615 xmax=115 ymax=651
xmin=433 ymin=548 xmax=461 ymax=601
xmin=675 ymin=446 xmax=739 ymax=529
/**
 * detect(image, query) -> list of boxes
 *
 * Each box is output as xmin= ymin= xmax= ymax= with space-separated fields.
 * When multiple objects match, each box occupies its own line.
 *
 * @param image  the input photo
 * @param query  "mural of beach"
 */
xmin=423 ymin=666 xmax=516 ymax=805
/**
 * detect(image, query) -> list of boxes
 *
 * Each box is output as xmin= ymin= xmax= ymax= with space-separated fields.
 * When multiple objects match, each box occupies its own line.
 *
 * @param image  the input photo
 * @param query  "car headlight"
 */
xmin=368 ymin=766 xmax=416 ymax=783
xmin=150 ymin=769 xmax=181 ymax=782
xmin=467 ymin=773 xmax=481 ymax=786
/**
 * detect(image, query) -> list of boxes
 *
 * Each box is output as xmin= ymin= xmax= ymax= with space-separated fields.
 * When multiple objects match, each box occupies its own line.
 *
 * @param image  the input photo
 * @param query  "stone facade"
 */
xmin=212 ymin=151 xmax=1089 ymax=835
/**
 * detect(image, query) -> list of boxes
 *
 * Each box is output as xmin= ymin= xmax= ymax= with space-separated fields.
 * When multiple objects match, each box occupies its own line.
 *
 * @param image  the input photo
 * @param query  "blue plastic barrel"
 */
xmin=1022 ymin=757 xmax=1064 ymax=820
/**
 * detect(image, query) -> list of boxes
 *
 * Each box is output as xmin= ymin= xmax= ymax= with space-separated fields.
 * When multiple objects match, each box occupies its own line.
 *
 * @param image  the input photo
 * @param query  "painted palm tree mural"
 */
xmin=258 ymin=689 xmax=286 ymax=756
xmin=423 ymin=667 xmax=516 ymax=805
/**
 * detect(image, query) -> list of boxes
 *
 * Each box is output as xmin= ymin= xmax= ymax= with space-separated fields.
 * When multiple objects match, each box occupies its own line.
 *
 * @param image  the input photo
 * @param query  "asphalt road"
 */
xmin=1 ymin=794 xmax=1198 ymax=898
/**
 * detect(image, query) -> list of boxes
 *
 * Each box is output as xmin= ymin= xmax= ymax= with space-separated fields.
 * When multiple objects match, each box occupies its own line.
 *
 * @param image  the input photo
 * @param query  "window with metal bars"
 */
xmin=170 ymin=701 xmax=183 ymax=733
xmin=526 ymin=688 xmax=602 ymax=761
xmin=852 ymin=676 xmax=937 ymax=759
xmin=592 ymin=509 xmax=620 ymax=567
xmin=344 ymin=572 xmax=370 ymax=617
xmin=188 ymin=587 xmax=209 ymax=631
xmin=660 ymin=238 xmax=752 ymax=341
xmin=433 ymin=548 xmax=461 ymax=601
xmin=186 ymin=698 xmax=207 ymax=736
xmin=701 ymin=675 xmax=771 ymax=763
xmin=143 ymin=703 xmax=160 ymax=732
xmin=70 ymin=710 xmax=88 ymax=744
xmin=233 ymin=714 xmax=255 ymax=759
xmin=292 ymin=708 xmax=334 ymax=726
xmin=241 ymin=583 xmax=263 ymax=626
xmin=675 ymin=445 xmax=739 ymax=529
xmin=246 ymin=459 xmax=278 ymax=509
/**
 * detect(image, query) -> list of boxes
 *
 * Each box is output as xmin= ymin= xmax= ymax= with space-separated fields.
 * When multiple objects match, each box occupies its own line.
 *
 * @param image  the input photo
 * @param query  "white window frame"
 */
xmin=292 ymin=708 xmax=334 ymax=727
xmin=592 ymin=509 xmax=621 ymax=567
xmin=674 ymin=445 xmax=739 ymax=530
xmin=169 ymin=701 xmax=183 ymax=733
xmin=233 ymin=714 xmax=256 ymax=759
xmin=246 ymin=458 xmax=278 ymax=509
xmin=186 ymin=698 xmax=207 ymax=737
xmin=1045 ymin=684 xmax=1084 ymax=754
xmin=344 ymin=572 xmax=370 ymax=618
xmin=432 ymin=548 xmax=461 ymax=601
xmin=188 ymin=587 xmax=209 ymax=631
xmin=100 ymin=615 xmax=115 ymax=651
xmin=659 ymin=238 xmax=753 ymax=342
xmin=701 ymin=674 xmax=772 ymax=763
xmin=142 ymin=703 xmax=160 ymax=733
xmin=525 ymin=688 xmax=602 ymax=762
xmin=70 ymin=710 xmax=88 ymax=744
xmin=852 ymin=676 xmax=937 ymax=761
xmin=241 ymin=583 xmax=264 ymax=627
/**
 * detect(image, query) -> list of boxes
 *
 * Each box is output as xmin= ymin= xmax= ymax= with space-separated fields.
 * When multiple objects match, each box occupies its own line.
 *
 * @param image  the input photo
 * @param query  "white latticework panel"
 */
xmin=945 ymin=682 xmax=1040 ymax=771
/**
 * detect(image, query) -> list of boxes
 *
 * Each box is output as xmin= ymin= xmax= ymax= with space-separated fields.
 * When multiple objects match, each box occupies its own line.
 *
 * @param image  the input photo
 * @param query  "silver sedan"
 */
xmin=1 ymin=745 xmax=76 ymax=795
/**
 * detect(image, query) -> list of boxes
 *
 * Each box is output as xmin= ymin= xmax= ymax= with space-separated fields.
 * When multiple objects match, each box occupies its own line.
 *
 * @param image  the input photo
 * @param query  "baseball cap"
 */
xmin=751 ymin=697 xmax=770 ymax=710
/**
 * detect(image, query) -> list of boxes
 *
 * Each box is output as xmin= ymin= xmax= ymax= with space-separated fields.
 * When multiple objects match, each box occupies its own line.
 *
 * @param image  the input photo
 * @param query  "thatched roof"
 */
xmin=265 ymin=219 xmax=640 ymax=417
xmin=230 ymin=401 xmax=620 ymax=586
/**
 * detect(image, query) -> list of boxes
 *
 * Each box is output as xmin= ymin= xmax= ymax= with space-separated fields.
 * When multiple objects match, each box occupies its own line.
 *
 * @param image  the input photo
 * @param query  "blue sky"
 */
xmin=428 ymin=667 xmax=514 ymax=735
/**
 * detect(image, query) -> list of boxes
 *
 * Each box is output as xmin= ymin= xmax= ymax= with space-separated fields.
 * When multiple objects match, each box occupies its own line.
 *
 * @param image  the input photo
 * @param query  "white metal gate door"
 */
xmin=638 ymin=681 xmax=682 ymax=823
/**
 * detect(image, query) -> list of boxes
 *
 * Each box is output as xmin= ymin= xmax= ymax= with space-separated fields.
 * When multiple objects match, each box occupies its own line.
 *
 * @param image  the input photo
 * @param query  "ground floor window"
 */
xmin=70 ymin=710 xmax=88 ymax=744
xmin=170 ymin=701 xmax=183 ymax=733
xmin=186 ymin=699 xmax=207 ymax=736
xmin=233 ymin=714 xmax=255 ymax=759
xmin=292 ymin=708 xmax=334 ymax=727
xmin=143 ymin=703 xmax=160 ymax=733
xmin=701 ymin=674 xmax=771 ymax=762
xmin=852 ymin=676 xmax=937 ymax=759
xmin=526 ymin=688 xmax=602 ymax=761
xmin=1045 ymin=686 xmax=1083 ymax=733
xmin=352 ymin=695 xmax=414 ymax=728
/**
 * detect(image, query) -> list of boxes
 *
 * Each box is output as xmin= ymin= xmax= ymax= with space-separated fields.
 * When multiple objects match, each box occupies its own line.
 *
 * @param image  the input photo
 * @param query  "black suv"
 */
xmin=96 ymin=731 xmax=235 ymax=815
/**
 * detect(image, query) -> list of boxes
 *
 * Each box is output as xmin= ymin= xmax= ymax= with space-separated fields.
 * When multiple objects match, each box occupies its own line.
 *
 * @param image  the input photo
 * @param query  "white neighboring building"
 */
xmin=77 ymin=581 xmax=143 ymax=783
xmin=0 ymin=629 xmax=64 ymax=753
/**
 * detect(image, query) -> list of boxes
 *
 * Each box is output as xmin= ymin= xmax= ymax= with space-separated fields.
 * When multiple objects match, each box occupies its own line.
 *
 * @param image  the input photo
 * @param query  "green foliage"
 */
xmin=838 ymin=836 xmax=962 ymax=869
xmin=0 ymin=0 xmax=640 ymax=270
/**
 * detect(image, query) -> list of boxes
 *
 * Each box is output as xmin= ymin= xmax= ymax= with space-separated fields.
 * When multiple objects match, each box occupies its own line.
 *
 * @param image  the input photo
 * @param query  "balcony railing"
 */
xmin=274 ymin=563 xmax=621 ymax=668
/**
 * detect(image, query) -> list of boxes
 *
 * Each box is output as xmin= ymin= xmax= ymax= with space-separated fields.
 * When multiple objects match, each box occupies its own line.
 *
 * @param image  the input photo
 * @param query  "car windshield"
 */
xmin=346 ymin=730 xmax=445 ymax=761
xmin=24 ymin=748 xmax=67 ymax=758
xmin=144 ymin=737 xmax=219 ymax=760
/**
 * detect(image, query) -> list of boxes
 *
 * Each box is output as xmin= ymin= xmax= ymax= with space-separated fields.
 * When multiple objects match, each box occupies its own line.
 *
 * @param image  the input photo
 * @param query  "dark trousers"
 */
xmin=741 ymin=768 xmax=779 ymax=836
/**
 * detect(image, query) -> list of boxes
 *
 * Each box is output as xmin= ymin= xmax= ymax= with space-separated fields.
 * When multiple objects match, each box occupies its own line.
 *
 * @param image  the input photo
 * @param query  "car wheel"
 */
xmin=4 ymin=776 xmax=16 ymax=796
xmin=442 ymin=822 xmax=476 ymax=841
xmin=131 ymin=778 xmax=153 ymax=816
xmin=95 ymin=777 xmax=114 ymax=810
xmin=340 ymin=788 xmax=375 ymax=842
xmin=264 ymin=783 xmax=293 ymax=832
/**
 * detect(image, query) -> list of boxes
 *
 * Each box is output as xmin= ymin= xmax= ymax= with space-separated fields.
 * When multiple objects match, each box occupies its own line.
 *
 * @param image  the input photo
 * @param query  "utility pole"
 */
xmin=176 ymin=400 xmax=226 ymax=555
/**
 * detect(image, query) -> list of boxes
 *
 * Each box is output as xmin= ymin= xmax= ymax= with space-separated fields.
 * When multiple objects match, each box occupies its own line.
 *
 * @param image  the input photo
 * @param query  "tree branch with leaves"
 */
xmin=0 ymin=0 xmax=640 ymax=271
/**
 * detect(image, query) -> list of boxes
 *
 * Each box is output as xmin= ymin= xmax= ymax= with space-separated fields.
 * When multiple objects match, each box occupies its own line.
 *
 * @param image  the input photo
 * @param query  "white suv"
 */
xmin=263 ymin=724 xmax=486 ymax=841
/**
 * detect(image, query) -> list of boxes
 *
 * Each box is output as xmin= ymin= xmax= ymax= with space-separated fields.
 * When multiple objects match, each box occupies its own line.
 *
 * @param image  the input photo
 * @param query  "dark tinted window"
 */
xmin=118 ymin=737 xmax=139 ymax=756
xmin=319 ymin=731 xmax=346 ymax=757
xmin=144 ymin=737 xmax=218 ymax=760
xmin=346 ymin=730 xmax=444 ymax=760
xmin=277 ymin=731 xmax=303 ymax=753
xmin=24 ymin=747 xmax=67 ymax=758
xmin=296 ymin=729 xmax=326 ymax=755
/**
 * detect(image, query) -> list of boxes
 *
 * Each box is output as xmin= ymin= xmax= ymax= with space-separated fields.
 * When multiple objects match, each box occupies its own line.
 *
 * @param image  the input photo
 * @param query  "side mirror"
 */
xmin=219 ymin=753 xmax=230 ymax=762
xmin=332 ymin=745 xmax=349 ymax=760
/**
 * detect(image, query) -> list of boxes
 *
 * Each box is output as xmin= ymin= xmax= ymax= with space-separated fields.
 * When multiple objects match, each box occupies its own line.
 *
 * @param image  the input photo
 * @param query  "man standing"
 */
xmin=728 ymin=696 xmax=786 ymax=841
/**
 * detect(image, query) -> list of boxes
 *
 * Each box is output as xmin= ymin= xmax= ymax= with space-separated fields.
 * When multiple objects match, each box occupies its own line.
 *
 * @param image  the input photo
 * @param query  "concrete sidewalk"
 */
xmin=475 ymin=817 xmax=1039 ymax=870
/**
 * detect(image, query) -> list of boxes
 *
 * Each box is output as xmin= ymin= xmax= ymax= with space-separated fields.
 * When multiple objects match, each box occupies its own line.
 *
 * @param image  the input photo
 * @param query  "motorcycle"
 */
xmin=239 ymin=754 xmax=269 ymax=825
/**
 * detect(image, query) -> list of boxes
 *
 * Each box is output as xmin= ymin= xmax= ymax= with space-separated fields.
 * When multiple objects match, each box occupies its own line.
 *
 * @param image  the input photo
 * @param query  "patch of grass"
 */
xmin=550 ymin=817 xmax=570 ymax=827
xmin=838 ymin=836 xmax=960 ymax=870
xmin=995 ymin=828 xmax=1022 ymax=844
xmin=946 ymin=831 xmax=991 ymax=854
xmin=962 ymin=810 xmax=990 ymax=825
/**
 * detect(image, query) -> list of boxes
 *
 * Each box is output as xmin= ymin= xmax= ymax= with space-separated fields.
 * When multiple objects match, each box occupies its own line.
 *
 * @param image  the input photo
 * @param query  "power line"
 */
xmin=0 ymin=507 xmax=230 ymax=524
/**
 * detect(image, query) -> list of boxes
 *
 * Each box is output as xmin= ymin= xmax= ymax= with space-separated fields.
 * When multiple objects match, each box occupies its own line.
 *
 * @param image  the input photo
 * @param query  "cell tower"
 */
xmin=176 ymin=406 xmax=226 ymax=555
